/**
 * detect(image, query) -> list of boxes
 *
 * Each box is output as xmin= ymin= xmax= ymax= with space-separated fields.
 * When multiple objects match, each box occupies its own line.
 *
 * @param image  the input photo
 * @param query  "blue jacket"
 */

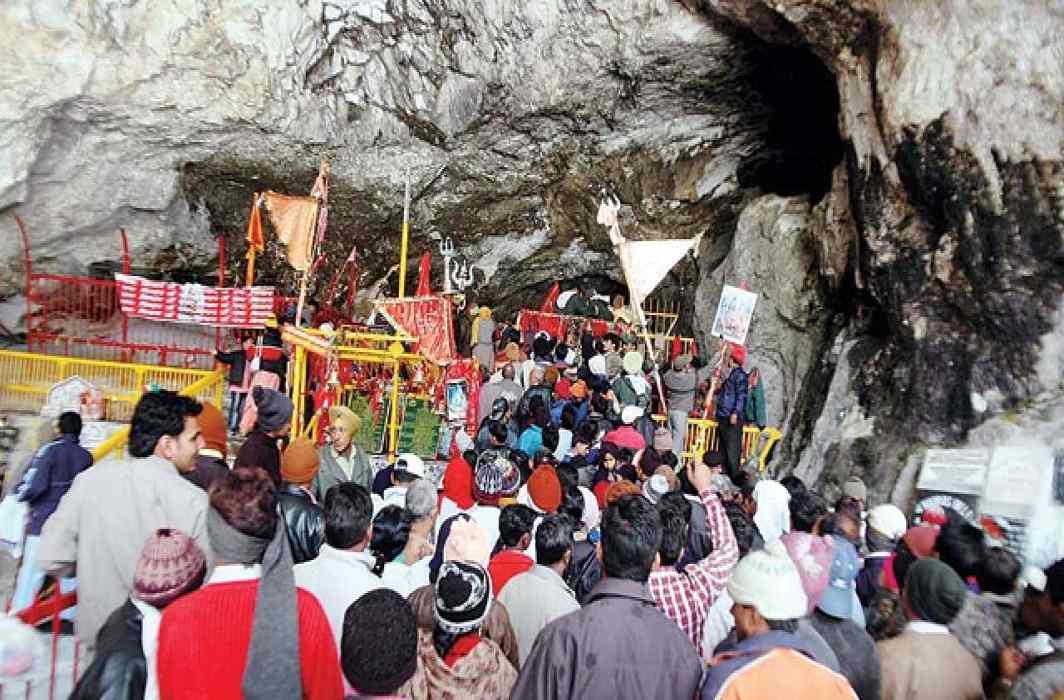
xmin=715 ymin=366 xmax=749 ymax=420
xmin=19 ymin=435 xmax=93 ymax=535
xmin=516 ymin=425 xmax=543 ymax=457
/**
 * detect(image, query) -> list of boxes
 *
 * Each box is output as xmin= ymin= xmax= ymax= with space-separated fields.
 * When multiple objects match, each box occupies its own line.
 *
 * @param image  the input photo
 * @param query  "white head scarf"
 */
xmin=752 ymin=480 xmax=792 ymax=546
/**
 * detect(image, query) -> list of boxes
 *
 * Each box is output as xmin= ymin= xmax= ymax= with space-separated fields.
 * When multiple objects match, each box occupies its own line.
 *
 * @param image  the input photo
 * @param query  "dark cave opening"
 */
xmin=737 ymin=44 xmax=844 ymax=202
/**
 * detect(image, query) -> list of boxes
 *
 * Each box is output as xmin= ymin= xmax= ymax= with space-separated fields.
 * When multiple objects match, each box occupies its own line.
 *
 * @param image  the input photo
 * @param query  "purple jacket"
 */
xmin=19 ymin=435 xmax=93 ymax=535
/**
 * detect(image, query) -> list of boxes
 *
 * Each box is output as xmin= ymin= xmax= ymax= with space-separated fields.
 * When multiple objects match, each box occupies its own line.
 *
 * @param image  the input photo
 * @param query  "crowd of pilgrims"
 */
xmin=7 ymin=301 xmax=1063 ymax=700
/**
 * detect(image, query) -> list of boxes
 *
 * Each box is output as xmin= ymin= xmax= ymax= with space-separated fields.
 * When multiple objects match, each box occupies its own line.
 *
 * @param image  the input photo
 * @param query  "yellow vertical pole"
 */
xmin=397 ymin=176 xmax=411 ymax=298
xmin=388 ymin=358 xmax=401 ymax=458
xmin=387 ymin=341 xmax=403 ymax=459
xmin=290 ymin=345 xmax=305 ymax=437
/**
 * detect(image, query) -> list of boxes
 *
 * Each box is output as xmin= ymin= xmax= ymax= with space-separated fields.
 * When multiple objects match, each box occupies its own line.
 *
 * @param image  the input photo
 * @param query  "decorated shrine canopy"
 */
xmin=517 ymin=310 xmax=611 ymax=340
xmin=116 ymin=274 xmax=275 ymax=328
xmin=374 ymin=296 xmax=457 ymax=366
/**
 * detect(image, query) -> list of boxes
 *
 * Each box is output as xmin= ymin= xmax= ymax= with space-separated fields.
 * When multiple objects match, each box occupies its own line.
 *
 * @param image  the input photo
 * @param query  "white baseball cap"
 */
xmin=621 ymin=405 xmax=644 ymax=425
xmin=395 ymin=453 xmax=426 ymax=478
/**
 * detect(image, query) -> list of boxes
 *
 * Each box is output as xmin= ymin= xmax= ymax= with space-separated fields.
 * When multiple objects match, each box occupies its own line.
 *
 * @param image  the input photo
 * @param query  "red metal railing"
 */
xmin=7 ymin=588 xmax=82 ymax=700
xmin=16 ymin=217 xmax=237 ymax=369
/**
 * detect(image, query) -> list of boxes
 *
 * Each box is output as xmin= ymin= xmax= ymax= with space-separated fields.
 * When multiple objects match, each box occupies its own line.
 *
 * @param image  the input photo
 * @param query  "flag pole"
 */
xmin=245 ymin=193 xmax=261 ymax=288
xmin=295 ymin=161 xmax=330 ymax=328
xmin=398 ymin=175 xmax=411 ymax=298
xmin=608 ymin=212 xmax=668 ymax=411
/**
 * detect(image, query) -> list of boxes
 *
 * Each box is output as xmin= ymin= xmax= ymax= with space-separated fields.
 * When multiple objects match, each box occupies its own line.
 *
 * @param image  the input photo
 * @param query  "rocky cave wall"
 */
xmin=2 ymin=0 xmax=1062 ymax=504
xmin=697 ymin=0 xmax=1064 ymax=503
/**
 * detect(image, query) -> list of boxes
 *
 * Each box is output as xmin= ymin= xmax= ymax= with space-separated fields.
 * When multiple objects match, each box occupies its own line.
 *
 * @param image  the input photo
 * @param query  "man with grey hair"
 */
xmin=404 ymin=478 xmax=439 ymax=548
xmin=376 ymin=477 xmax=439 ymax=596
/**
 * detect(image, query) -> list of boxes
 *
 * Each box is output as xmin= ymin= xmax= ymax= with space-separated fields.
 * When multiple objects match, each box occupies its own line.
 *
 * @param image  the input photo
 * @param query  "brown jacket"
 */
xmin=234 ymin=430 xmax=281 ymax=485
xmin=511 ymin=577 xmax=702 ymax=700
xmin=877 ymin=626 xmax=985 ymax=700
xmin=407 ymin=584 xmax=521 ymax=670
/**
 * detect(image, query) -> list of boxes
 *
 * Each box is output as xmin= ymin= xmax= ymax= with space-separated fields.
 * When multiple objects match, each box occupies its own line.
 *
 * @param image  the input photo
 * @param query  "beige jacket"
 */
xmin=877 ymin=623 xmax=985 ymax=700
xmin=37 ymin=455 xmax=210 ymax=645
xmin=499 ymin=565 xmax=580 ymax=664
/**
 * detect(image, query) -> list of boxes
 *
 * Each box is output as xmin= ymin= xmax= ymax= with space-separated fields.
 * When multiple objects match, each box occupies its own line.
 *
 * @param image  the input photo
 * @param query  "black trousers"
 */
xmin=718 ymin=419 xmax=744 ymax=479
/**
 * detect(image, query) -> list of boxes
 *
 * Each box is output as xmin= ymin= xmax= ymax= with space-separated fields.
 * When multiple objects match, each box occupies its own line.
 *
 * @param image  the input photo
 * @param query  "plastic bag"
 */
xmin=0 ymin=495 xmax=27 ymax=559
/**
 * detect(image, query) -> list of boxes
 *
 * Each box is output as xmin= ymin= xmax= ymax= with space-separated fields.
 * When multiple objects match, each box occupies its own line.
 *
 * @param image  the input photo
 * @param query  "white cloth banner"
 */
xmin=597 ymin=194 xmax=702 ymax=309
xmin=116 ymin=274 xmax=276 ymax=328
xmin=622 ymin=238 xmax=703 ymax=308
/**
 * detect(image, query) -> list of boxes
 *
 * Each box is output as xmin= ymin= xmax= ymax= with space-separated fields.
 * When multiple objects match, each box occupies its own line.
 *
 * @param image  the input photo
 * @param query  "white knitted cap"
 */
xmin=642 ymin=475 xmax=670 ymax=505
xmin=868 ymin=504 xmax=907 ymax=540
xmin=726 ymin=540 xmax=808 ymax=621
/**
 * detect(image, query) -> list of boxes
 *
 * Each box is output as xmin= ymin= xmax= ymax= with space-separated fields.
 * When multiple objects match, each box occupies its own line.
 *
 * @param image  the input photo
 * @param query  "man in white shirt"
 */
xmin=498 ymin=514 xmax=580 ymax=663
xmin=294 ymin=482 xmax=382 ymax=652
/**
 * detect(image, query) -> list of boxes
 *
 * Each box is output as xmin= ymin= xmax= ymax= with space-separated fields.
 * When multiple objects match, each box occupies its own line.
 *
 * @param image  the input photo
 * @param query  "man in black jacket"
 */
xmin=71 ymin=529 xmax=206 ymax=700
xmin=215 ymin=336 xmax=253 ymax=433
xmin=277 ymin=437 xmax=325 ymax=564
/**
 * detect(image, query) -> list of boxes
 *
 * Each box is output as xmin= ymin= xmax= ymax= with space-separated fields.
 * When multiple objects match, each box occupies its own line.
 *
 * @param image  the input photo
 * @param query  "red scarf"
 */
xmin=443 ymin=633 xmax=481 ymax=668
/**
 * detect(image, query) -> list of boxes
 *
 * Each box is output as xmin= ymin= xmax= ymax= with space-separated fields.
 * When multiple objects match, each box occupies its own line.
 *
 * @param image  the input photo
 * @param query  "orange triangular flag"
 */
xmin=246 ymin=195 xmax=264 ymax=253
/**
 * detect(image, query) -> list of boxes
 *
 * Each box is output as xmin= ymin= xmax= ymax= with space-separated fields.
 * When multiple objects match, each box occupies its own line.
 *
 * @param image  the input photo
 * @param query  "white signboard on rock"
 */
xmin=982 ymin=445 xmax=1052 ymax=521
xmin=917 ymin=448 xmax=990 ymax=495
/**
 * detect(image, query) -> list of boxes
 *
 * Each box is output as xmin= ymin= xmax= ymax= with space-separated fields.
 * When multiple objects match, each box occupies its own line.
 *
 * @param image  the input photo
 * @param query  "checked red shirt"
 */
xmin=648 ymin=488 xmax=739 ymax=649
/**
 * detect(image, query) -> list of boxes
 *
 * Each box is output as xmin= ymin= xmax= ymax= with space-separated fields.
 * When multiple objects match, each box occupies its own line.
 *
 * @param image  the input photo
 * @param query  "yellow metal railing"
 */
xmin=282 ymin=325 xmax=424 ymax=456
xmin=0 ymin=349 xmax=225 ymax=463
xmin=90 ymin=369 xmax=227 ymax=462
xmin=0 ymin=350 xmax=223 ymax=422
xmin=653 ymin=415 xmax=782 ymax=472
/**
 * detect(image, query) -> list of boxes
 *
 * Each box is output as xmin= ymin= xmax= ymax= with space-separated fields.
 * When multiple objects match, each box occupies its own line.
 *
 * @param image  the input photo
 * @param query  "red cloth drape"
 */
xmin=376 ymin=296 xmax=457 ymax=365
xmin=416 ymin=252 xmax=432 ymax=296
xmin=517 ymin=310 xmax=610 ymax=340
xmin=540 ymin=281 xmax=560 ymax=312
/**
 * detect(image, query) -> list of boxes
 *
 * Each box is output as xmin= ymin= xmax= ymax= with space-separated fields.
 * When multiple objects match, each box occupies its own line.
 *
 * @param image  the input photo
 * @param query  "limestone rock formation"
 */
xmin=1 ymin=0 xmax=773 ymax=321
xmin=693 ymin=194 xmax=830 ymax=440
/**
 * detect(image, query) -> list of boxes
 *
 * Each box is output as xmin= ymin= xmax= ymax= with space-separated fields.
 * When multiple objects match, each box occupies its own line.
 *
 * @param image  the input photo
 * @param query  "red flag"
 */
xmin=541 ymin=281 xmax=560 ymax=312
xmin=671 ymin=335 xmax=682 ymax=362
xmin=245 ymin=196 xmax=264 ymax=252
xmin=416 ymin=251 xmax=432 ymax=297
xmin=375 ymin=296 xmax=457 ymax=365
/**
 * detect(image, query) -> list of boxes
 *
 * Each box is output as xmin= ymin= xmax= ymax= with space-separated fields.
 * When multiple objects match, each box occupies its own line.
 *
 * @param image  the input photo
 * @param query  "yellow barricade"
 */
xmin=652 ymin=415 xmax=782 ymax=473
xmin=0 ymin=349 xmax=226 ymax=462
xmin=90 ymin=369 xmax=226 ymax=462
